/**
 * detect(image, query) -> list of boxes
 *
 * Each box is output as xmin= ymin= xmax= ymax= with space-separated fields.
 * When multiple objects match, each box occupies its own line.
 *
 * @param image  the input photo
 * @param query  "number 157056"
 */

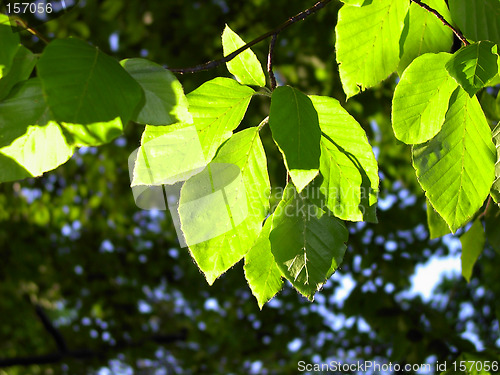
xmin=6 ymin=2 xmax=53 ymax=15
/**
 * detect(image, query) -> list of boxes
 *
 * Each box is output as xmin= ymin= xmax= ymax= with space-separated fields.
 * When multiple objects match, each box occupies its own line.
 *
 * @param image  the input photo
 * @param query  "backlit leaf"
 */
xmin=180 ymin=127 xmax=270 ymax=285
xmin=222 ymin=25 xmax=266 ymax=87
xmin=413 ymin=88 xmax=495 ymax=232
xmin=335 ymin=0 xmax=409 ymax=98
xmin=0 ymin=79 xmax=74 ymax=182
xmin=310 ymin=95 xmax=379 ymax=222
xmin=397 ymin=0 xmax=453 ymax=74
xmin=186 ymin=77 xmax=255 ymax=161
xmin=392 ymin=53 xmax=458 ymax=144
xmin=244 ymin=217 xmax=283 ymax=309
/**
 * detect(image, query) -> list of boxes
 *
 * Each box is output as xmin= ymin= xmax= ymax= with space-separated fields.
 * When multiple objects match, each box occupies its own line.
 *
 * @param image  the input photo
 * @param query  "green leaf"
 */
xmin=310 ymin=95 xmax=379 ymax=222
xmin=60 ymin=119 xmax=124 ymax=147
xmin=179 ymin=127 xmax=270 ymax=285
xmin=269 ymin=86 xmax=321 ymax=192
xmin=244 ymin=217 xmax=283 ymax=309
xmin=222 ymin=25 xmax=266 ymax=87
xmin=270 ymin=184 xmax=348 ymax=300
xmin=0 ymin=46 xmax=37 ymax=101
xmin=491 ymin=121 xmax=500 ymax=203
xmin=480 ymin=91 xmax=500 ymax=122
xmin=0 ymin=79 xmax=74 ymax=182
xmin=0 ymin=17 xmax=20 ymax=79
xmin=397 ymin=0 xmax=454 ymax=74
xmin=412 ymin=87 xmax=496 ymax=232
xmin=340 ymin=0 xmax=370 ymax=6
xmin=426 ymin=199 xmax=451 ymax=239
xmin=132 ymin=123 xmax=207 ymax=187
xmin=392 ymin=53 xmax=458 ymax=144
xmin=335 ymin=0 xmax=409 ymax=98
xmin=121 ymin=58 xmax=192 ymax=125
xmin=446 ymin=41 xmax=499 ymax=96
xmin=448 ymin=0 xmax=500 ymax=45
xmin=37 ymin=38 xmax=142 ymax=125
xmin=186 ymin=77 xmax=255 ymax=161
xmin=460 ymin=220 xmax=485 ymax=282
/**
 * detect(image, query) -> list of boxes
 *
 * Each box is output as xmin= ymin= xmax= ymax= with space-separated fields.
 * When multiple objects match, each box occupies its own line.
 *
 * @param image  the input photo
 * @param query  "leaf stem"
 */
xmin=169 ymin=0 xmax=332 ymax=74
xmin=257 ymin=116 xmax=269 ymax=131
xmin=410 ymin=0 xmax=470 ymax=46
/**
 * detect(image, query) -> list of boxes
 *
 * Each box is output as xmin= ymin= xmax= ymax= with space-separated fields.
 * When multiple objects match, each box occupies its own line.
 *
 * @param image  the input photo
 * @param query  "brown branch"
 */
xmin=267 ymin=34 xmax=278 ymax=90
xmin=169 ymin=0 xmax=333 ymax=74
xmin=410 ymin=0 xmax=469 ymax=46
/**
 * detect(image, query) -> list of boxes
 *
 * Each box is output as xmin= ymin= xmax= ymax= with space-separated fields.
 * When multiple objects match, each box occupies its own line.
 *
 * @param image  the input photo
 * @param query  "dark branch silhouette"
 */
xmin=168 ymin=0 xmax=332 ymax=74
xmin=267 ymin=34 xmax=278 ymax=90
xmin=0 ymin=304 xmax=187 ymax=368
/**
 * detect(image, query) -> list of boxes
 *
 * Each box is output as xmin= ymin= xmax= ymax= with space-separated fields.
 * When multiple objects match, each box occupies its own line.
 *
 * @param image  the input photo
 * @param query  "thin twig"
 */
xmin=258 ymin=116 xmax=269 ymax=131
xmin=478 ymin=196 xmax=493 ymax=220
xmin=169 ymin=0 xmax=332 ymax=74
xmin=267 ymin=34 xmax=278 ymax=90
xmin=410 ymin=0 xmax=469 ymax=46
xmin=13 ymin=18 xmax=50 ymax=44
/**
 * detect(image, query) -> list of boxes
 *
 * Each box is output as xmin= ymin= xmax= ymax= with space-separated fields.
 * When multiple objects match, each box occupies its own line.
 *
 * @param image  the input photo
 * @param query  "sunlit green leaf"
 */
xmin=397 ymin=0 xmax=453 ymax=74
xmin=121 ymin=58 xmax=192 ymax=125
xmin=392 ymin=53 xmax=458 ymax=144
xmin=222 ymin=25 xmax=266 ymax=87
xmin=413 ymin=87 xmax=495 ymax=232
xmin=336 ymin=0 xmax=409 ymax=98
xmin=244 ymin=217 xmax=283 ymax=309
xmin=310 ymin=95 xmax=379 ymax=222
xmin=186 ymin=77 xmax=255 ymax=161
xmin=132 ymin=123 xmax=207 ymax=187
xmin=180 ymin=127 xmax=270 ymax=285
xmin=269 ymin=86 xmax=321 ymax=192
xmin=0 ymin=79 xmax=74 ymax=182
xmin=340 ymin=0 xmax=370 ymax=6
xmin=446 ymin=41 xmax=499 ymax=96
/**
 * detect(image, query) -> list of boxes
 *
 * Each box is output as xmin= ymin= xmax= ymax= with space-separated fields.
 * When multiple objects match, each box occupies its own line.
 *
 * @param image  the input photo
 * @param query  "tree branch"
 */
xmin=168 ymin=0 xmax=332 ymax=74
xmin=0 ymin=303 xmax=187 ymax=368
xmin=410 ymin=0 xmax=469 ymax=46
xmin=34 ymin=304 xmax=68 ymax=354
xmin=267 ymin=34 xmax=278 ymax=90
xmin=0 ymin=332 xmax=187 ymax=368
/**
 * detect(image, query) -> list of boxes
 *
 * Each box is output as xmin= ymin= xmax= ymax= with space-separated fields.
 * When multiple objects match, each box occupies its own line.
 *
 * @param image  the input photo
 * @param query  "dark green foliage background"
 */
xmin=1 ymin=0 xmax=499 ymax=374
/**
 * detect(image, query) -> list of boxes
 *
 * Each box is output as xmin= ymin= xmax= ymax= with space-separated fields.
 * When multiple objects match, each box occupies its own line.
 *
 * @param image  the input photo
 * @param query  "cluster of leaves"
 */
xmin=1 ymin=0 xmax=500 ymax=316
